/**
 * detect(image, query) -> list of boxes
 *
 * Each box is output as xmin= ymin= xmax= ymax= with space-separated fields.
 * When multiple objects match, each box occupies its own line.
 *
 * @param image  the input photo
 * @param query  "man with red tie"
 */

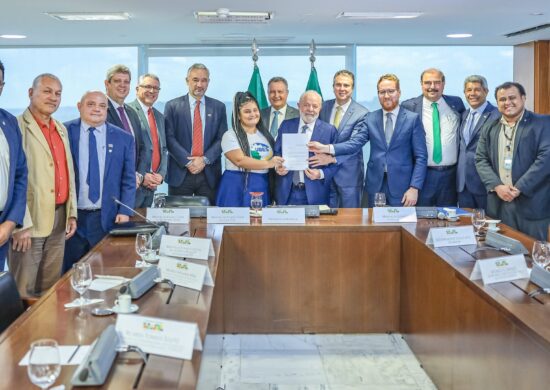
xmin=164 ymin=63 xmax=228 ymax=205
xmin=128 ymin=74 xmax=168 ymax=207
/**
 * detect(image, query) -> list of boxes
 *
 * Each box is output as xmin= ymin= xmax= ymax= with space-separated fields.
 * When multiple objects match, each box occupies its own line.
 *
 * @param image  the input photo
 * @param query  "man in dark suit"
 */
xmin=0 ymin=60 xmax=27 ymax=270
xmin=457 ymin=75 xmax=500 ymax=209
xmin=63 ymin=91 xmax=136 ymax=271
xmin=260 ymin=76 xmax=299 ymax=140
xmin=104 ymin=64 xmax=146 ymax=189
xmin=476 ymin=82 xmax=550 ymax=240
xmin=274 ymin=91 xmax=338 ymax=206
xmin=363 ymin=74 xmax=427 ymax=207
xmin=308 ymin=70 xmax=369 ymax=208
xmin=164 ymin=63 xmax=227 ymax=205
xmin=402 ymin=68 xmax=465 ymax=206
xmin=128 ymin=73 xmax=168 ymax=208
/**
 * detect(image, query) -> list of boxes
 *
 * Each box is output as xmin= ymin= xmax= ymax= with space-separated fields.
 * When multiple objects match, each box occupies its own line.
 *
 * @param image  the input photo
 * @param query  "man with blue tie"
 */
xmin=308 ymin=70 xmax=368 ymax=207
xmin=402 ymin=68 xmax=465 ymax=206
xmin=260 ymin=77 xmax=299 ymax=140
xmin=164 ymin=63 xmax=227 ymax=205
xmin=363 ymin=74 xmax=427 ymax=207
xmin=456 ymin=75 xmax=499 ymax=209
xmin=63 ymin=91 xmax=136 ymax=271
xmin=0 ymin=60 xmax=27 ymax=270
xmin=274 ymin=90 xmax=338 ymax=205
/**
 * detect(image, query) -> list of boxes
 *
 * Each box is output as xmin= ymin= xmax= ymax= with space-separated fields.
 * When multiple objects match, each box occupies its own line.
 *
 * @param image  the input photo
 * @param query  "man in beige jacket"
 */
xmin=8 ymin=73 xmax=77 ymax=297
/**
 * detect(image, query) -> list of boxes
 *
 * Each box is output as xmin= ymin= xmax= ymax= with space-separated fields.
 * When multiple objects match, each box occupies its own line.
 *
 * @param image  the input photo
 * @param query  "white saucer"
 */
xmin=487 ymin=227 xmax=501 ymax=232
xmin=144 ymin=255 xmax=160 ymax=264
xmin=445 ymin=216 xmax=460 ymax=222
xmin=112 ymin=304 xmax=139 ymax=314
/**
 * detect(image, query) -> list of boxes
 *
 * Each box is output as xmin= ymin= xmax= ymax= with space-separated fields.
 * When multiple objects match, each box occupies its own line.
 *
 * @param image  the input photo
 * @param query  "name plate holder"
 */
xmin=470 ymin=254 xmax=529 ymax=285
xmin=158 ymin=255 xmax=214 ymax=291
xmin=426 ymin=226 xmax=477 ymax=248
xmin=262 ymin=207 xmax=306 ymax=224
xmin=147 ymin=208 xmax=190 ymax=224
xmin=372 ymin=207 xmax=417 ymax=223
xmin=159 ymin=235 xmax=214 ymax=261
xmin=207 ymin=207 xmax=250 ymax=224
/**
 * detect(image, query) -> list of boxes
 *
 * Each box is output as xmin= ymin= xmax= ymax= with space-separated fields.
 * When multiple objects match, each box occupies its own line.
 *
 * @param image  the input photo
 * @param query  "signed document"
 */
xmin=282 ymin=133 xmax=309 ymax=171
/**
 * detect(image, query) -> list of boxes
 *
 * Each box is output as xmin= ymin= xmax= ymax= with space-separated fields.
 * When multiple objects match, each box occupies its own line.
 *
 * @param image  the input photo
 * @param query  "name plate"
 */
xmin=470 ymin=254 xmax=529 ymax=285
xmin=426 ymin=226 xmax=476 ymax=247
xmin=372 ymin=207 xmax=417 ymax=223
xmin=207 ymin=207 xmax=250 ymax=224
xmin=116 ymin=315 xmax=202 ymax=360
xmin=147 ymin=208 xmax=190 ymax=224
xmin=262 ymin=207 xmax=305 ymax=224
xmin=159 ymin=235 xmax=214 ymax=260
xmin=158 ymin=256 xmax=214 ymax=291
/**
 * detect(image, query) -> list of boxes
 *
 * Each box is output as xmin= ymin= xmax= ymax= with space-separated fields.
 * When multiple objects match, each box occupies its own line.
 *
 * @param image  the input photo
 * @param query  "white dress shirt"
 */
xmin=422 ymin=97 xmax=460 ymax=166
xmin=327 ymin=99 xmax=351 ymax=155
xmin=0 ymin=127 xmax=10 ymax=211
xmin=108 ymin=97 xmax=136 ymax=138
xmin=268 ymin=105 xmax=288 ymax=130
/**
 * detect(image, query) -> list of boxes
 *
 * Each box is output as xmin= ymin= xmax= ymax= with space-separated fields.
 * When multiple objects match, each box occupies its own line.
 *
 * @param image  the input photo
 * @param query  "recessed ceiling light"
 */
xmin=0 ymin=34 xmax=27 ymax=39
xmin=447 ymin=33 xmax=473 ymax=38
xmin=195 ymin=9 xmax=273 ymax=23
xmin=45 ymin=12 xmax=131 ymax=21
xmin=337 ymin=12 xmax=422 ymax=20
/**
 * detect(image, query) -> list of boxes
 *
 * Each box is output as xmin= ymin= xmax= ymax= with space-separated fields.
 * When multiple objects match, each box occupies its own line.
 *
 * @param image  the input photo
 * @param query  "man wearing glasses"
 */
xmin=128 ymin=74 xmax=168 ymax=207
xmin=402 ymin=68 xmax=465 ymax=206
xmin=363 ymin=74 xmax=427 ymax=207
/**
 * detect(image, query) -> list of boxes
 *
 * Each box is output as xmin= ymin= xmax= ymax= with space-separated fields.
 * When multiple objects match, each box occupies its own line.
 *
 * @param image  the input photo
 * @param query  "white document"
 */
xmin=159 ymin=235 xmax=214 ymax=260
xmin=426 ymin=226 xmax=477 ymax=247
xmin=207 ymin=207 xmax=250 ymax=224
xmin=88 ymin=277 xmax=127 ymax=292
xmin=372 ymin=207 xmax=417 ymax=223
xmin=158 ymin=256 xmax=214 ymax=291
xmin=470 ymin=254 xmax=529 ymax=285
xmin=282 ymin=133 xmax=309 ymax=171
xmin=116 ymin=315 xmax=202 ymax=360
xmin=147 ymin=208 xmax=190 ymax=224
xmin=262 ymin=207 xmax=306 ymax=224
xmin=19 ymin=345 xmax=91 ymax=366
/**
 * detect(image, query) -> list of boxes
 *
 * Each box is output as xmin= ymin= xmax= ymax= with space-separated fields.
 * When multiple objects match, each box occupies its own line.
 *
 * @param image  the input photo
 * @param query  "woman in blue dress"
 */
xmin=216 ymin=92 xmax=284 ymax=207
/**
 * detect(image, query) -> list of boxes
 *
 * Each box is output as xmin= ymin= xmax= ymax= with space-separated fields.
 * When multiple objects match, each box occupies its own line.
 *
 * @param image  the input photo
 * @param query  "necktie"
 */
xmin=385 ymin=112 xmax=394 ymax=145
xmin=87 ymin=127 xmax=100 ymax=203
xmin=431 ymin=102 xmax=442 ymax=164
xmin=148 ymin=108 xmax=161 ymax=172
xmin=333 ymin=106 xmax=343 ymax=129
xmin=293 ymin=125 xmax=309 ymax=185
xmin=117 ymin=106 xmax=132 ymax=134
xmin=270 ymin=110 xmax=280 ymax=138
xmin=464 ymin=111 xmax=477 ymax=145
xmin=191 ymin=100 xmax=203 ymax=156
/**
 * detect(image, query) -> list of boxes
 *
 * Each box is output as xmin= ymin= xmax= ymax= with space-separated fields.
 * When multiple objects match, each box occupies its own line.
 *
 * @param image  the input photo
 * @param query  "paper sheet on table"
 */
xmin=88 ymin=278 xmax=127 ymax=292
xmin=282 ymin=133 xmax=309 ymax=171
xmin=19 ymin=345 xmax=91 ymax=366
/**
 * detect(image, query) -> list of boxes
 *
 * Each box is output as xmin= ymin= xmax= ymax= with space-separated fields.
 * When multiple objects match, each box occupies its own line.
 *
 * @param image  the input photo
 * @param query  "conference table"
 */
xmin=0 ymin=209 xmax=549 ymax=389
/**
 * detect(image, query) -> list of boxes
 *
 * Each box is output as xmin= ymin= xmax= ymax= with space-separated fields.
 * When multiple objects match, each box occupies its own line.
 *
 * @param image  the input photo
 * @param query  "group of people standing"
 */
xmin=0 ymin=59 xmax=548 ymax=298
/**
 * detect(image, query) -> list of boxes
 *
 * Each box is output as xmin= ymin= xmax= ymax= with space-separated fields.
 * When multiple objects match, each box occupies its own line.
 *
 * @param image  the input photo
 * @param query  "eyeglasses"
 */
xmin=139 ymin=85 xmax=161 ymax=92
xmin=378 ymin=89 xmax=397 ymax=96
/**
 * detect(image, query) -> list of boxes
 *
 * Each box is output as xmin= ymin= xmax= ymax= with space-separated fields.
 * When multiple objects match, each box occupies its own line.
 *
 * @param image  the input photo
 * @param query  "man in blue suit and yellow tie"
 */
xmin=63 ymin=91 xmax=136 ymax=271
xmin=363 ymin=74 xmax=427 ymax=207
xmin=308 ymin=70 xmax=368 ymax=208
xmin=0 ymin=60 xmax=27 ymax=270
xmin=456 ymin=75 xmax=499 ymax=209
xmin=274 ymin=90 xmax=338 ymax=206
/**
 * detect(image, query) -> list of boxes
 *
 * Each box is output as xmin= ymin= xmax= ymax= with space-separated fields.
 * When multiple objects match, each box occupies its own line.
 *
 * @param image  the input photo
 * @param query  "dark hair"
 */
xmin=0 ymin=60 xmax=4 ymax=78
xmin=268 ymin=77 xmax=288 ymax=89
xmin=494 ymin=81 xmax=526 ymax=99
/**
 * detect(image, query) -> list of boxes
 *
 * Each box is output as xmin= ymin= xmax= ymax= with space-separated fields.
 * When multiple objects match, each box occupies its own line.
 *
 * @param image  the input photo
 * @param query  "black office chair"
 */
xmin=164 ymin=195 xmax=210 ymax=207
xmin=0 ymin=271 xmax=25 ymax=334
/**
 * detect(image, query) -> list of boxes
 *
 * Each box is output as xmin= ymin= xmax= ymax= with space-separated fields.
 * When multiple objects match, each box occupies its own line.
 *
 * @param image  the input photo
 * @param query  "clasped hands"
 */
xmin=187 ymin=156 xmax=206 ymax=174
xmin=142 ymin=172 xmax=163 ymax=190
xmin=495 ymin=184 xmax=521 ymax=202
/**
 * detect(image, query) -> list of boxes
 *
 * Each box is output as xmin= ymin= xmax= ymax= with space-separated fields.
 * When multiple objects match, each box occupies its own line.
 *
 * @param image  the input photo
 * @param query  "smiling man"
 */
xmin=476 ymin=82 xmax=550 ymax=240
xmin=260 ymin=77 xmax=299 ymax=139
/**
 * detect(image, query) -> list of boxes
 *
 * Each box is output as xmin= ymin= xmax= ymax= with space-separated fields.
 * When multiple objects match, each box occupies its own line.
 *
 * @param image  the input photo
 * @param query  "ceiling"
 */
xmin=1 ymin=1 xmax=549 ymax=46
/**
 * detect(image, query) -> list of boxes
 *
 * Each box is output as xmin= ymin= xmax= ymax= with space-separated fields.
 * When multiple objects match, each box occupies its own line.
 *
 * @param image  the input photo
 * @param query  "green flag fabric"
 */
xmin=305 ymin=66 xmax=323 ymax=98
xmin=247 ymin=64 xmax=268 ymax=110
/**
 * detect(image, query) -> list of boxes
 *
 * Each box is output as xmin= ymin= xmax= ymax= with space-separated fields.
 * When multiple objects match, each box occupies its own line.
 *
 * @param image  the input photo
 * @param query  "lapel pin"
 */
xmin=207 ymin=113 xmax=212 ymax=117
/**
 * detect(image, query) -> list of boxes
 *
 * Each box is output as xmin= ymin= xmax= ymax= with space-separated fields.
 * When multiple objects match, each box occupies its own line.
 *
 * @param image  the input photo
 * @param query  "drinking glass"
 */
xmin=153 ymin=192 xmax=166 ymax=208
xmin=71 ymin=263 xmax=93 ymax=308
xmin=374 ymin=192 xmax=386 ymax=207
xmin=135 ymin=233 xmax=152 ymax=265
xmin=532 ymin=241 xmax=550 ymax=269
xmin=250 ymin=192 xmax=263 ymax=215
xmin=471 ymin=209 xmax=486 ymax=236
xmin=27 ymin=339 xmax=61 ymax=389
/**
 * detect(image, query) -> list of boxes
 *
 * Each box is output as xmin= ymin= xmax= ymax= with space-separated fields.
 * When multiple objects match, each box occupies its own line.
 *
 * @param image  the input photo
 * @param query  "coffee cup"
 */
xmin=486 ymin=220 xmax=500 ymax=231
xmin=444 ymin=208 xmax=457 ymax=219
xmin=114 ymin=294 xmax=132 ymax=313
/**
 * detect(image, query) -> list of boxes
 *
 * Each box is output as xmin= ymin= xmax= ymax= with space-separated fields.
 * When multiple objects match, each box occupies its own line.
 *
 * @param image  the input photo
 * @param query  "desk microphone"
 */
xmin=112 ymin=196 xmax=163 ymax=228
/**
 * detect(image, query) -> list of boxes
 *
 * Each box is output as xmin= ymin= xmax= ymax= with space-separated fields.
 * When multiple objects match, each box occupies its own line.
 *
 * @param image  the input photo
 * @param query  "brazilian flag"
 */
xmin=247 ymin=64 xmax=268 ymax=110
xmin=306 ymin=66 xmax=323 ymax=98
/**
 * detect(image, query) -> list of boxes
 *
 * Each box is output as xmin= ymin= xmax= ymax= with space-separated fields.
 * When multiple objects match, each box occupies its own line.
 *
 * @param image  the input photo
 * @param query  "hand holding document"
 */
xmin=282 ymin=133 xmax=309 ymax=171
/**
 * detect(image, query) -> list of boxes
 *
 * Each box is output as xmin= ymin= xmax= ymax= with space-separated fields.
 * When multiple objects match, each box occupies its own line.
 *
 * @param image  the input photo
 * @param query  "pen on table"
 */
xmin=67 ymin=345 xmax=81 ymax=364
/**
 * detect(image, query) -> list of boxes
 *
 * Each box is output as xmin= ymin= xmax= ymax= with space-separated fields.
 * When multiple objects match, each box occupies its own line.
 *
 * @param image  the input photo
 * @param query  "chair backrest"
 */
xmin=164 ymin=195 xmax=210 ymax=207
xmin=0 ymin=271 xmax=25 ymax=334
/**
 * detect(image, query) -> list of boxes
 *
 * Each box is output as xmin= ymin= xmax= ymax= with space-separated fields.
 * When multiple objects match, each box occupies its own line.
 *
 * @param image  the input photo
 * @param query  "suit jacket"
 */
xmin=274 ymin=118 xmax=339 ymax=205
xmin=17 ymin=109 xmax=77 ymax=237
xmin=319 ymin=99 xmax=369 ymax=188
xmin=0 ymin=109 xmax=27 ymax=257
xmin=475 ymin=110 xmax=550 ymax=220
xmin=107 ymin=99 xmax=146 ymax=173
xmin=127 ymin=99 xmax=168 ymax=178
xmin=364 ymin=108 xmax=427 ymax=199
xmin=65 ymin=119 xmax=136 ymax=232
xmin=260 ymin=105 xmax=300 ymax=136
xmin=456 ymin=102 xmax=500 ymax=194
xmin=164 ymin=94 xmax=228 ymax=189
xmin=401 ymin=94 xmax=466 ymax=118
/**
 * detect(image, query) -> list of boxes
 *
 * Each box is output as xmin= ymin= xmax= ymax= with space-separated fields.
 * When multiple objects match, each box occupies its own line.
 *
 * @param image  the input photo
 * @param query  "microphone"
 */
xmin=112 ymin=196 xmax=164 ymax=228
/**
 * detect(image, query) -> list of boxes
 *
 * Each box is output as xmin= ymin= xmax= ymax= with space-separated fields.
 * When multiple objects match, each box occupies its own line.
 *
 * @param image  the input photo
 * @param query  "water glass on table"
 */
xmin=471 ymin=208 xmax=486 ymax=237
xmin=27 ymin=339 xmax=61 ymax=389
xmin=71 ymin=263 xmax=93 ymax=308
xmin=374 ymin=192 xmax=386 ymax=207
xmin=135 ymin=233 xmax=153 ymax=266
xmin=532 ymin=241 xmax=550 ymax=270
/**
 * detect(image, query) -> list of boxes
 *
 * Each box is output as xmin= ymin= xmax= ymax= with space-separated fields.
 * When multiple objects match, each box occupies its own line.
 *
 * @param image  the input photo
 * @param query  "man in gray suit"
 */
xmin=261 ymin=77 xmax=299 ymax=140
xmin=476 ymin=81 xmax=550 ymax=240
xmin=308 ymin=70 xmax=368 ymax=208
xmin=128 ymin=73 xmax=168 ymax=207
